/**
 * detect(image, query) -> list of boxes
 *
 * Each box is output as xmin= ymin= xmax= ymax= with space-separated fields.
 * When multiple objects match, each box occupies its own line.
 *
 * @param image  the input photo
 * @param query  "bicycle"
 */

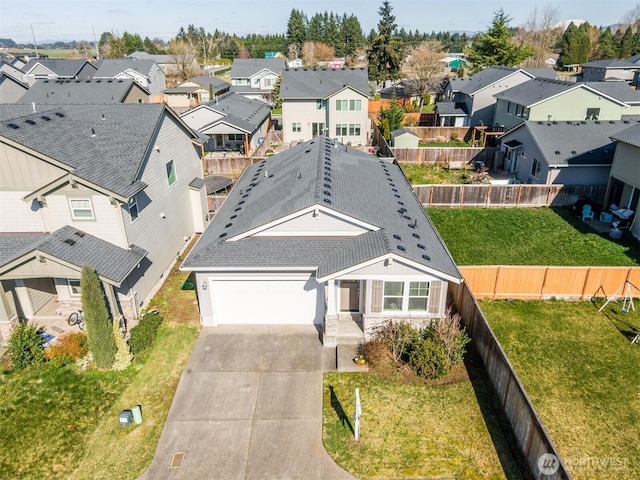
xmin=67 ymin=309 xmax=85 ymax=330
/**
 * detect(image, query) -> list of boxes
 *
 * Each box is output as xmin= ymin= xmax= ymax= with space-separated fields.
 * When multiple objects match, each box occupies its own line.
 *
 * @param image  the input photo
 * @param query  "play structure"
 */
xmin=596 ymin=280 xmax=640 ymax=343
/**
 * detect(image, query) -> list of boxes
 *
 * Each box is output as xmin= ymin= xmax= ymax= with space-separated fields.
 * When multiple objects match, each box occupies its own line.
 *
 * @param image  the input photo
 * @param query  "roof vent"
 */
xmin=41 ymin=115 xmax=51 ymax=121
xmin=390 ymin=183 xmax=395 ymax=187
xmin=324 ymin=198 xmax=331 ymax=204
xmin=55 ymin=112 xmax=65 ymax=117
xmin=234 ymin=207 xmax=242 ymax=212
xmin=225 ymin=223 xmax=232 ymax=228
xmin=64 ymin=239 xmax=76 ymax=246
xmin=323 ymin=190 xmax=331 ymax=195
xmin=394 ymin=194 xmax=400 ymax=198
xmin=412 ymin=233 xmax=420 ymax=238
xmin=417 ymin=243 xmax=426 ymax=249
xmin=397 ymin=201 xmax=404 ymax=206
xmin=8 ymin=123 xmax=19 ymax=129
xmin=404 ymin=215 xmax=411 ymax=220
xmin=571 ymin=150 xmax=577 ymax=154
xmin=305 ymin=149 xmax=311 ymax=153
xmin=74 ymin=231 xmax=85 ymax=238
xmin=408 ymin=223 xmax=416 ymax=229
xmin=91 ymin=128 xmax=96 ymax=137
xmin=609 ymin=121 xmax=615 ymax=124
xmin=230 ymin=215 xmax=237 ymax=219
xmin=393 ymin=234 xmax=401 ymax=240
xmin=555 ymin=150 xmax=561 ymax=154
xmin=25 ymin=119 xmax=36 ymax=125
xmin=397 ymin=245 xmax=406 ymax=251
xmin=552 ymin=121 xmax=557 ymax=124
xmin=398 ymin=208 xmax=407 ymax=214
xmin=422 ymin=254 xmax=431 ymax=261
xmin=219 ymin=232 xmax=227 ymax=238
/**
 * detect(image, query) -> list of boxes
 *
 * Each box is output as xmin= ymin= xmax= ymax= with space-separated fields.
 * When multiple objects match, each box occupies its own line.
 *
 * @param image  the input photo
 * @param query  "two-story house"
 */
xmin=21 ymin=59 xmax=98 ymax=86
xmin=93 ymin=58 xmax=166 ymax=96
xmin=580 ymin=58 xmax=640 ymax=84
xmin=16 ymin=78 xmax=151 ymax=105
xmin=436 ymin=66 xmax=556 ymax=127
xmin=280 ymin=67 xmax=370 ymax=146
xmin=493 ymin=78 xmax=633 ymax=131
xmin=180 ymin=91 xmax=271 ymax=154
xmin=164 ymin=75 xmax=231 ymax=114
xmin=0 ymin=103 xmax=208 ymax=331
xmin=229 ymin=58 xmax=285 ymax=104
xmin=181 ymin=137 xmax=462 ymax=346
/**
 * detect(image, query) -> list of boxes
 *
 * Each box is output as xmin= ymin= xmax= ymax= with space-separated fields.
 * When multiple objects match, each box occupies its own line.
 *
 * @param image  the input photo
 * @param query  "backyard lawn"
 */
xmin=401 ymin=163 xmax=472 ymax=185
xmin=427 ymin=207 xmax=640 ymax=266
xmin=323 ymin=350 xmax=528 ymax=480
xmin=480 ymin=299 xmax=640 ymax=480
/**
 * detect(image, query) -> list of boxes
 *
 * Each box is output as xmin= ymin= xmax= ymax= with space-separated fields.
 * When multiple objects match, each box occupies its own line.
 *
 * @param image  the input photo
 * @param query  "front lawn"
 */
xmin=481 ymin=299 xmax=640 ymax=480
xmin=427 ymin=207 xmax=640 ymax=266
xmin=323 ymin=352 xmax=527 ymax=479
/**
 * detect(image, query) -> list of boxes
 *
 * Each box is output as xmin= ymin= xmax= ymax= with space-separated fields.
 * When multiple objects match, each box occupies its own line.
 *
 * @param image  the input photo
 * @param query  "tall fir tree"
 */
xmin=596 ymin=28 xmax=618 ymax=60
xmin=465 ymin=9 xmax=533 ymax=71
xmin=558 ymin=22 xmax=591 ymax=66
xmin=618 ymin=26 xmax=634 ymax=58
xmin=81 ymin=266 xmax=116 ymax=369
xmin=286 ymin=9 xmax=307 ymax=54
xmin=339 ymin=14 xmax=364 ymax=57
xmin=366 ymin=1 xmax=404 ymax=83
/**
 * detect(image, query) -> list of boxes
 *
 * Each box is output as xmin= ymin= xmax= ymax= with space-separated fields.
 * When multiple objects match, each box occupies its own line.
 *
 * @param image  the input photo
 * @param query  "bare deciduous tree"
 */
xmin=168 ymin=39 xmax=199 ymax=81
xmin=402 ymin=40 xmax=444 ymax=111
xmin=518 ymin=4 xmax=562 ymax=67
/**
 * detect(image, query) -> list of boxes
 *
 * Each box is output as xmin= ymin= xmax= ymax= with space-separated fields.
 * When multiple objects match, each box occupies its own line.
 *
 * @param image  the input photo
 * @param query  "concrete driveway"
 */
xmin=142 ymin=325 xmax=358 ymax=480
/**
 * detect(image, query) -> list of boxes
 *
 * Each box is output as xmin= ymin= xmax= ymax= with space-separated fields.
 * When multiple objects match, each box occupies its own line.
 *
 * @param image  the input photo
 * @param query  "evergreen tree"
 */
xmin=308 ymin=13 xmax=325 ymax=43
xmin=339 ymin=14 xmax=364 ymax=57
xmin=596 ymin=28 xmax=618 ymax=59
xmin=367 ymin=1 xmax=404 ymax=83
xmin=121 ymin=32 xmax=144 ymax=54
xmin=618 ymin=26 xmax=634 ymax=58
xmin=558 ymin=22 xmax=591 ymax=66
xmin=286 ymin=9 xmax=307 ymax=54
xmin=272 ymin=73 xmax=282 ymax=109
xmin=378 ymin=97 xmax=405 ymax=139
xmin=325 ymin=12 xmax=340 ymax=53
xmin=465 ymin=9 xmax=533 ymax=71
xmin=632 ymin=29 xmax=640 ymax=55
xmin=81 ymin=266 xmax=116 ymax=369
xmin=143 ymin=36 xmax=158 ymax=54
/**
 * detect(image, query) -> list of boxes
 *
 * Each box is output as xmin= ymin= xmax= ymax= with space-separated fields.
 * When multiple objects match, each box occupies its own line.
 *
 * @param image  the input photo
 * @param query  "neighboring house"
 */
xmin=21 ymin=59 xmax=98 ymax=85
xmin=94 ymin=58 xmax=166 ymax=96
xmin=390 ymin=127 xmax=419 ymax=147
xmin=181 ymin=136 xmax=462 ymax=346
xmin=0 ymin=103 xmax=208 ymax=325
xmin=280 ymin=67 xmax=370 ymax=146
xmin=379 ymin=79 xmax=422 ymax=104
xmin=606 ymin=122 xmax=640 ymax=239
xmin=497 ymin=119 xmax=640 ymax=185
xmin=1 ymin=60 xmax=29 ymax=84
xmin=437 ymin=66 xmax=556 ymax=127
xmin=164 ymin=75 xmax=231 ymax=114
xmin=0 ymin=71 xmax=29 ymax=103
xmin=128 ymin=51 xmax=198 ymax=77
xmin=439 ymin=56 xmax=468 ymax=71
xmin=180 ymin=91 xmax=271 ymax=154
xmin=16 ymin=78 xmax=150 ymax=105
xmin=493 ymin=78 xmax=633 ymax=131
xmin=229 ymin=58 xmax=285 ymax=103
xmin=580 ymin=59 xmax=640 ymax=83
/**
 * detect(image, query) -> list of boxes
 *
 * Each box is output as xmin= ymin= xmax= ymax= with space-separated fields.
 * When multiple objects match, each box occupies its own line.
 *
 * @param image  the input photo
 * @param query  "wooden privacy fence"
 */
xmin=207 ymin=195 xmax=227 ymax=213
xmin=203 ymin=156 xmax=265 ymax=176
xmin=460 ymin=266 xmax=640 ymax=300
xmin=393 ymin=147 xmax=495 ymax=167
xmin=450 ymin=281 xmax=572 ymax=480
xmin=415 ymin=184 xmax=607 ymax=208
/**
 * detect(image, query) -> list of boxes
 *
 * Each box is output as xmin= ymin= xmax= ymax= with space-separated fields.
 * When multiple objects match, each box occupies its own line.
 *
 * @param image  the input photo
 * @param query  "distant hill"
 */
xmin=0 ymin=38 xmax=17 ymax=48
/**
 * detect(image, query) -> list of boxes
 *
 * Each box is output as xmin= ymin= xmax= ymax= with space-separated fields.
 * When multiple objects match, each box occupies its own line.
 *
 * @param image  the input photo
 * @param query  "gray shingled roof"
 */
xmin=391 ymin=127 xmax=418 ymax=138
xmin=0 ymin=226 xmax=147 ymax=285
xmin=230 ymin=58 xmax=285 ymax=78
xmin=128 ymin=52 xmax=176 ymax=64
xmin=22 ymin=59 xmax=96 ymax=77
xmin=182 ymin=136 xmax=461 ymax=281
xmin=523 ymin=68 xmax=557 ymax=79
xmin=515 ymin=119 xmax=640 ymax=166
xmin=0 ymin=103 xmax=175 ymax=198
xmin=458 ymin=66 xmax=521 ymax=95
xmin=280 ymin=68 xmax=369 ymax=99
xmin=0 ymin=70 xmax=29 ymax=89
xmin=190 ymin=75 xmax=230 ymax=92
xmin=584 ymin=81 xmax=640 ymax=104
xmin=435 ymin=101 xmax=468 ymax=115
xmin=610 ymin=122 xmax=640 ymax=147
xmin=17 ymin=78 xmax=148 ymax=104
xmin=582 ymin=59 xmax=638 ymax=69
xmin=94 ymin=58 xmax=157 ymax=78
xmin=181 ymin=91 xmax=271 ymax=133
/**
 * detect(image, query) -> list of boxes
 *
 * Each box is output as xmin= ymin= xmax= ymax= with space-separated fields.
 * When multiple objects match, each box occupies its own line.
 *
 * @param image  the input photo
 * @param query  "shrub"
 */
xmin=7 ymin=323 xmax=44 ymax=370
xmin=408 ymin=337 xmax=449 ymax=379
xmin=44 ymin=332 xmax=88 ymax=367
xmin=129 ymin=310 xmax=163 ymax=356
xmin=111 ymin=317 xmax=133 ymax=371
xmin=81 ymin=266 xmax=116 ymax=368
xmin=369 ymin=320 xmax=418 ymax=363
xmin=361 ymin=338 xmax=391 ymax=366
xmin=432 ymin=307 xmax=470 ymax=368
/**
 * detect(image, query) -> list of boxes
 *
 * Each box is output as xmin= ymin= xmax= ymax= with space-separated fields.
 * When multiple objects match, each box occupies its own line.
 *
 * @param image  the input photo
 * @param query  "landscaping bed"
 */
xmin=481 ymin=299 xmax=640 ymax=480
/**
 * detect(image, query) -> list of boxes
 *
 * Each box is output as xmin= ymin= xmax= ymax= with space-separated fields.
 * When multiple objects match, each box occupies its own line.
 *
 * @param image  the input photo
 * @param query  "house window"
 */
xmin=336 ymin=99 xmax=348 ymax=111
xmin=383 ymin=282 xmax=404 ymax=311
xmin=67 ymin=279 xmax=81 ymax=297
xmin=586 ymin=108 xmax=600 ymax=121
xmin=348 ymin=124 xmax=361 ymax=136
xmin=128 ymin=196 xmax=139 ymax=222
xmin=349 ymin=99 xmax=361 ymax=111
xmin=335 ymin=124 xmax=347 ymax=136
xmin=69 ymin=198 xmax=94 ymax=220
xmin=264 ymin=78 xmax=274 ymax=87
xmin=531 ymin=158 xmax=542 ymax=179
xmin=316 ymin=99 xmax=327 ymax=110
xmin=166 ymin=160 xmax=177 ymax=186
xmin=292 ymin=123 xmax=301 ymax=132
xmin=228 ymin=133 xmax=244 ymax=141
xmin=506 ymin=101 xmax=512 ymax=114
xmin=408 ymin=282 xmax=429 ymax=311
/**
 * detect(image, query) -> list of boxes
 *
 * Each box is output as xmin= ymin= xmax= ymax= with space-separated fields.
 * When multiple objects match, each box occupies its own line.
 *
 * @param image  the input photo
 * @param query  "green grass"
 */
xmin=421 ymin=103 xmax=435 ymax=113
xmin=401 ymin=163 xmax=471 ymax=185
xmin=323 ymin=355 xmax=527 ymax=480
xmin=427 ymin=207 xmax=640 ymax=266
xmin=480 ymin=299 xmax=640 ymax=480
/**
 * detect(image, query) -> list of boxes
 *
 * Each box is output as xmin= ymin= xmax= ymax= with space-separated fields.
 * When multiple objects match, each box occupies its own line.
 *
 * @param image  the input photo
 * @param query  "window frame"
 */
xmin=335 ymin=123 xmax=347 ymax=136
xmin=383 ymin=281 xmax=404 ymax=311
xmin=67 ymin=279 xmax=81 ymax=297
xmin=68 ymin=198 xmax=95 ymax=220
xmin=292 ymin=122 xmax=301 ymax=133
xmin=336 ymin=99 xmax=348 ymax=111
xmin=165 ymin=159 xmax=177 ymax=186
xmin=348 ymin=123 xmax=361 ymax=136
xmin=382 ymin=280 xmax=431 ymax=313
xmin=128 ymin=195 xmax=139 ymax=223
xmin=349 ymin=99 xmax=361 ymax=111
xmin=531 ymin=158 xmax=542 ymax=179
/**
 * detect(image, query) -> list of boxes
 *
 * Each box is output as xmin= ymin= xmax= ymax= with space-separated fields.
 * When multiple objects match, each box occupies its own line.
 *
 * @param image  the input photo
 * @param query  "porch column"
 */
xmin=0 ymin=281 xmax=18 ymax=346
xmin=323 ymin=280 xmax=338 ymax=347
xmin=102 ymin=282 xmax=122 ymax=320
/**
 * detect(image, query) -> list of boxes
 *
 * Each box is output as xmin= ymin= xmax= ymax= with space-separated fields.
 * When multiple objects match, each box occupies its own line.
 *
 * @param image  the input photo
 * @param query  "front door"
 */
xmin=340 ymin=280 xmax=360 ymax=312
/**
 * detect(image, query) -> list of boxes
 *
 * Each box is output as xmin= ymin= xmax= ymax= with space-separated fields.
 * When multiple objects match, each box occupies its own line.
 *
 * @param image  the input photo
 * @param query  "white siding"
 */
xmin=253 ymin=210 xmax=370 ymax=237
xmin=328 ymin=89 xmax=369 ymax=146
xmin=282 ymin=99 xmax=327 ymax=143
xmin=339 ymin=258 xmax=442 ymax=280
xmin=0 ymin=192 xmax=46 ymax=232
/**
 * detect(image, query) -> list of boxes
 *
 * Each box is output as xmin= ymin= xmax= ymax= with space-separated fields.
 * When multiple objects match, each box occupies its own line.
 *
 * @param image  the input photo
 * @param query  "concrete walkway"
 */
xmin=141 ymin=325 xmax=358 ymax=480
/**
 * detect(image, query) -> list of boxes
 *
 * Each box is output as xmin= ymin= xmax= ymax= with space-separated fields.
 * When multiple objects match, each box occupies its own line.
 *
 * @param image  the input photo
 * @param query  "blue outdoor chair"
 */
xmin=581 ymin=204 xmax=595 ymax=221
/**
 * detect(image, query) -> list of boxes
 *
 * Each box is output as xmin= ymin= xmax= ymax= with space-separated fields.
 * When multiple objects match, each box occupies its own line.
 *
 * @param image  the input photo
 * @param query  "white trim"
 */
xmin=67 ymin=278 xmax=81 ymax=297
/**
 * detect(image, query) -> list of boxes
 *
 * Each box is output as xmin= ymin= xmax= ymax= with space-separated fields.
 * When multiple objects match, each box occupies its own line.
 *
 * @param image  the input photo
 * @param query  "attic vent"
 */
xmin=234 ymin=207 xmax=242 ymax=212
xmin=624 ymin=120 xmax=630 ymax=124
xmin=394 ymin=194 xmax=400 ymax=198
xmin=74 ymin=231 xmax=85 ymax=238
xmin=323 ymin=190 xmax=331 ymax=196
xmin=408 ymin=223 xmax=416 ymax=229
xmin=55 ymin=112 xmax=65 ymax=117
xmin=555 ymin=150 xmax=561 ymax=154
xmin=324 ymin=177 xmax=331 ymax=183
xmin=417 ymin=243 xmax=426 ymax=249
xmin=238 ymin=200 xmax=245 ymax=205
xmin=404 ymin=215 xmax=411 ymax=220
xmin=609 ymin=121 xmax=615 ymax=124
xmin=219 ymin=232 xmax=227 ymax=238
xmin=305 ymin=149 xmax=311 ymax=153
xmin=324 ymin=198 xmax=332 ymax=204
xmin=392 ymin=188 xmax=398 ymax=192
xmin=230 ymin=215 xmax=237 ymax=219
xmin=393 ymin=234 xmax=401 ymax=240
xmin=323 ymin=183 xmax=331 ymax=189
xmin=397 ymin=245 xmax=406 ymax=252
xmin=422 ymin=254 xmax=431 ymax=261
xmin=385 ymin=172 xmax=390 ymax=177
xmin=571 ymin=150 xmax=577 ymax=154
xmin=25 ymin=119 xmax=36 ymax=125
xmin=595 ymin=121 xmax=601 ymax=124
xmin=552 ymin=121 xmax=557 ymax=125
xmin=242 ymin=194 xmax=248 ymax=198
xmin=225 ymin=223 xmax=232 ymax=228
xmin=397 ymin=201 xmax=404 ymax=206
xmin=41 ymin=115 xmax=51 ymax=121
xmin=7 ymin=123 xmax=19 ymax=129
xmin=398 ymin=208 xmax=406 ymax=214
xmin=537 ymin=121 xmax=543 ymax=125
xmin=64 ymin=239 xmax=76 ymax=246
xmin=389 ymin=183 xmax=395 ymax=187
xmin=412 ymin=233 xmax=420 ymax=238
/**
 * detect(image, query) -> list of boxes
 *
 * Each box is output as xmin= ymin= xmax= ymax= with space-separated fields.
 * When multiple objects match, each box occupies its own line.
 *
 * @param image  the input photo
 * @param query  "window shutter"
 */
xmin=371 ymin=281 xmax=382 ymax=313
xmin=428 ymin=281 xmax=443 ymax=315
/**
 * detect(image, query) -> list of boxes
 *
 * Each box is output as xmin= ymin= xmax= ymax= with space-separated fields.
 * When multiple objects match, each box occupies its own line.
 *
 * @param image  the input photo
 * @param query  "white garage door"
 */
xmin=210 ymin=279 xmax=322 ymax=325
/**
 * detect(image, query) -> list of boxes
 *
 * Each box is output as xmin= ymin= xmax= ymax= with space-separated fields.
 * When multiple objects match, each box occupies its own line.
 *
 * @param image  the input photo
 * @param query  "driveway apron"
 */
xmin=142 ymin=325 xmax=357 ymax=480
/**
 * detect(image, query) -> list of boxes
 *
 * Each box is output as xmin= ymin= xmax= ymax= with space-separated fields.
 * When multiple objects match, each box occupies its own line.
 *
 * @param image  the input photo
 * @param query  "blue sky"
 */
xmin=2 ymin=0 xmax=637 ymax=44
